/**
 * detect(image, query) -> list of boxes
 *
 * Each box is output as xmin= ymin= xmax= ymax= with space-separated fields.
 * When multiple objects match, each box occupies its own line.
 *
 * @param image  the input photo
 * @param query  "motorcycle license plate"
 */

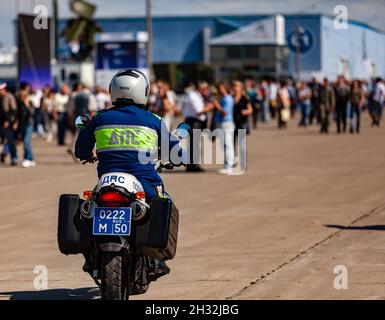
xmin=93 ymin=207 xmax=132 ymax=236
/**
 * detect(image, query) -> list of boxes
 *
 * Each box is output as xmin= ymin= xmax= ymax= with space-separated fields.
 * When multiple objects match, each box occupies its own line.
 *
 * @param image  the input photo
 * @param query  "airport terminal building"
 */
xmin=2 ymin=13 xmax=385 ymax=90
xmin=59 ymin=13 xmax=385 ymax=88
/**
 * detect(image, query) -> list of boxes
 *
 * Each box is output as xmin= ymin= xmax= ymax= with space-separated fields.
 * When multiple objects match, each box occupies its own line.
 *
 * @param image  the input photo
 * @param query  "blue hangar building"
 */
xmin=60 ymin=13 xmax=385 ymax=88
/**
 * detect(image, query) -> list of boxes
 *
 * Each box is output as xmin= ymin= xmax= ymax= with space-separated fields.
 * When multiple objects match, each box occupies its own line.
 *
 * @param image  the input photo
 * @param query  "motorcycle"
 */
xmin=57 ymin=116 xmax=190 ymax=300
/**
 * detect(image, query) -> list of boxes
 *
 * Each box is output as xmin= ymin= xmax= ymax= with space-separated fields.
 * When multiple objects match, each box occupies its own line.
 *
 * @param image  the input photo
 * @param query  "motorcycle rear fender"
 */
xmin=96 ymin=236 xmax=130 ymax=253
xmin=99 ymin=242 xmax=123 ymax=252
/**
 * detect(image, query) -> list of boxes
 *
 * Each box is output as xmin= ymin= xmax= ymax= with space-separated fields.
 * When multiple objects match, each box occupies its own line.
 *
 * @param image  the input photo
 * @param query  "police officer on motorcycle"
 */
xmin=74 ymin=69 xmax=181 ymax=277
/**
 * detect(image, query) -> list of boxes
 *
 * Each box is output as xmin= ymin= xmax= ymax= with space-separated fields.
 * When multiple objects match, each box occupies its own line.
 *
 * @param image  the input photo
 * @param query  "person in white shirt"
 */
xmin=269 ymin=79 xmax=279 ymax=119
xmin=54 ymin=84 xmax=70 ymax=145
xmin=30 ymin=89 xmax=44 ymax=137
xmin=95 ymin=86 xmax=111 ymax=111
xmin=41 ymin=87 xmax=56 ymax=143
xmin=182 ymin=81 xmax=212 ymax=172
xmin=183 ymin=84 xmax=207 ymax=122
xmin=85 ymin=85 xmax=98 ymax=115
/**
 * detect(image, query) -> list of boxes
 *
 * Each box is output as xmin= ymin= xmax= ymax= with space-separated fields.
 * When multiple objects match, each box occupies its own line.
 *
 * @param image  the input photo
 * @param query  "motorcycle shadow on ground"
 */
xmin=0 ymin=287 xmax=100 ymax=300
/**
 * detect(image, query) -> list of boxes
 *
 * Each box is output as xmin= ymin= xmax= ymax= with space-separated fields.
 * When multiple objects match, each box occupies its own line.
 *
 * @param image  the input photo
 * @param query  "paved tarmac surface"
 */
xmin=0 ymin=115 xmax=384 ymax=300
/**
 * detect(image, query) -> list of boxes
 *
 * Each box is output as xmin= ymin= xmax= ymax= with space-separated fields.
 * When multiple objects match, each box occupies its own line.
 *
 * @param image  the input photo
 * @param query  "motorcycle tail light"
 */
xmin=83 ymin=190 xmax=93 ymax=200
xmin=98 ymin=191 xmax=129 ymax=204
xmin=135 ymin=191 xmax=146 ymax=200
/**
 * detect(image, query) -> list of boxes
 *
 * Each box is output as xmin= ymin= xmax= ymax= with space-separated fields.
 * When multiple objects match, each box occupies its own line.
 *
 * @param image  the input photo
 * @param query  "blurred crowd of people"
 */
xmin=181 ymin=76 xmax=385 ymax=133
xmin=0 ymin=81 xmax=111 ymax=167
xmin=177 ymin=75 xmax=385 ymax=174
xmin=1 ymin=75 xmax=384 ymax=170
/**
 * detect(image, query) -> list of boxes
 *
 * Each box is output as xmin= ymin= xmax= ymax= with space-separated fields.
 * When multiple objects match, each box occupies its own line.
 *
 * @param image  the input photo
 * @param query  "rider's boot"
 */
xmin=147 ymin=258 xmax=170 ymax=281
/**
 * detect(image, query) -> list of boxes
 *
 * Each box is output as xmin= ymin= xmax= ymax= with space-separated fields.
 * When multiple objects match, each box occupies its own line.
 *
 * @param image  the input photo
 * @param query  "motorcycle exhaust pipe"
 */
xmin=80 ymin=200 xmax=92 ymax=219
xmin=132 ymin=200 xmax=149 ymax=221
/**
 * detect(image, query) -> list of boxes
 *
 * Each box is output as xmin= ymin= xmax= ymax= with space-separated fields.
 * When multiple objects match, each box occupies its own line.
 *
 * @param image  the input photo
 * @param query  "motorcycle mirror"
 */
xmin=75 ymin=114 xmax=91 ymax=130
xmin=175 ymin=122 xmax=190 ymax=140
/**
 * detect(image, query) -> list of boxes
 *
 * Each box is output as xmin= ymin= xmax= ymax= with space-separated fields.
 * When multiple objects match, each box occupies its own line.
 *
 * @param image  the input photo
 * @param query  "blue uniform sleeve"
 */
xmin=74 ymin=118 xmax=97 ymax=160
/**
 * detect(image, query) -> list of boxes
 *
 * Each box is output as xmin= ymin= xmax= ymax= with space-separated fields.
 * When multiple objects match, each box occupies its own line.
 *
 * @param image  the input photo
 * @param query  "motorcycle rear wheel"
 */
xmin=100 ymin=252 xmax=128 ymax=300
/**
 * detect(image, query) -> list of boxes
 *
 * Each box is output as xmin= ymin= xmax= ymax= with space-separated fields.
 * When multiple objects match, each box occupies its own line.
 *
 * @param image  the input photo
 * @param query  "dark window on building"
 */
xmin=245 ymin=65 xmax=260 ymax=72
xmin=69 ymin=72 xmax=79 ymax=82
xmin=245 ymin=46 xmax=259 ymax=58
xmin=226 ymin=46 xmax=242 ymax=59
xmin=211 ymin=46 xmax=226 ymax=61
xmin=153 ymin=64 xmax=169 ymax=82
xmin=60 ymin=68 xmax=66 ymax=81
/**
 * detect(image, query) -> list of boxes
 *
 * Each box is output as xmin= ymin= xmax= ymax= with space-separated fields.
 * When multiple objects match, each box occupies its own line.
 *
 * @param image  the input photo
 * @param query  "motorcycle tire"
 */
xmin=100 ymin=252 xmax=128 ymax=300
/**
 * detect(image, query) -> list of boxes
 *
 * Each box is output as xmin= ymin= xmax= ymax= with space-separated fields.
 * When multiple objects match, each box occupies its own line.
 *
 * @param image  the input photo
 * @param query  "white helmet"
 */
xmin=109 ymin=69 xmax=149 ymax=107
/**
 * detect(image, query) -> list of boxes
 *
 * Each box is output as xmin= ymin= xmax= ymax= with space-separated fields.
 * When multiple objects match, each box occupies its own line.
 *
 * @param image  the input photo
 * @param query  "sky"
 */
xmin=1 ymin=0 xmax=385 ymax=48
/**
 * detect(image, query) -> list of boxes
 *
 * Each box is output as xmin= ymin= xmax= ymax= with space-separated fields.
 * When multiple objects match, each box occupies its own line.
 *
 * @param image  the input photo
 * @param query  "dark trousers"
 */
xmin=33 ymin=108 xmax=45 ymax=133
xmin=57 ymin=112 xmax=67 ymax=145
xmin=0 ymin=125 xmax=5 ymax=144
xmin=370 ymin=101 xmax=383 ymax=126
xmin=309 ymin=102 xmax=320 ymax=124
xmin=270 ymin=101 xmax=276 ymax=119
xmin=2 ymin=127 xmax=17 ymax=163
xmin=350 ymin=104 xmax=361 ymax=133
xmin=320 ymin=105 xmax=330 ymax=133
xmin=185 ymin=117 xmax=206 ymax=170
xmin=298 ymin=102 xmax=310 ymax=126
xmin=335 ymin=103 xmax=347 ymax=133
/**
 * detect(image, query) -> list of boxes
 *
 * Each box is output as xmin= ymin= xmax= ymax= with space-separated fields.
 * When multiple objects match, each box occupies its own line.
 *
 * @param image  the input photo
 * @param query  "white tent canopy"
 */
xmin=209 ymin=15 xmax=286 ymax=46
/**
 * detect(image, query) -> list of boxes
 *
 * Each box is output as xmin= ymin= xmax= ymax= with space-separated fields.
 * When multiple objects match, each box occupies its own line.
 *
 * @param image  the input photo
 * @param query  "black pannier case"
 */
xmin=57 ymin=194 xmax=90 ymax=255
xmin=135 ymin=197 xmax=179 ymax=260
